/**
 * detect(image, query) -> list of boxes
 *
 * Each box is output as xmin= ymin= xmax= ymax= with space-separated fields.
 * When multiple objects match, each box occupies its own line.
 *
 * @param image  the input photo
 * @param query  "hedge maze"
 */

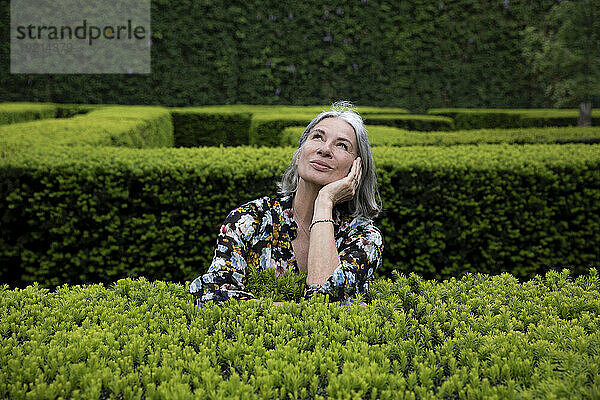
xmin=1 ymin=102 xmax=599 ymax=399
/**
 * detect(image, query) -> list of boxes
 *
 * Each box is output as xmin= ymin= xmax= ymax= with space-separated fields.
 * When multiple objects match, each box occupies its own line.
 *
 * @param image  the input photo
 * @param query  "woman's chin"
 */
xmin=301 ymin=176 xmax=337 ymax=188
xmin=299 ymin=169 xmax=344 ymax=188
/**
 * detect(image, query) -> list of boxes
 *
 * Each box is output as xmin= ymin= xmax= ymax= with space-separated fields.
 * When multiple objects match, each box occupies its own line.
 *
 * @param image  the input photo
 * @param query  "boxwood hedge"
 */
xmin=428 ymin=108 xmax=600 ymax=130
xmin=251 ymin=113 xmax=451 ymax=146
xmin=0 ymin=102 xmax=103 ymax=127
xmin=0 ymin=105 xmax=173 ymax=154
xmin=170 ymin=109 xmax=253 ymax=147
xmin=281 ymin=126 xmax=600 ymax=147
xmin=1 ymin=144 xmax=598 ymax=287
xmin=0 ymin=102 xmax=57 ymax=126
xmin=1 ymin=269 xmax=598 ymax=399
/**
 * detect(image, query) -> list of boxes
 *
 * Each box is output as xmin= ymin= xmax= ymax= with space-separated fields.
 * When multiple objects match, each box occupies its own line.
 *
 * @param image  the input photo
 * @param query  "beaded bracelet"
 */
xmin=309 ymin=218 xmax=334 ymax=231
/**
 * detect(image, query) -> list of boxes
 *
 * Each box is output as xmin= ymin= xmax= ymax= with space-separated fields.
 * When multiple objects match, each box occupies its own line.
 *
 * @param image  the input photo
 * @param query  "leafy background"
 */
xmin=3 ymin=0 xmax=596 ymax=110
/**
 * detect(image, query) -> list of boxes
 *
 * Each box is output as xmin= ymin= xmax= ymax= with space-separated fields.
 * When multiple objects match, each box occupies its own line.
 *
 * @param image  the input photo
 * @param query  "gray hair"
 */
xmin=277 ymin=101 xmax=382 ymax=219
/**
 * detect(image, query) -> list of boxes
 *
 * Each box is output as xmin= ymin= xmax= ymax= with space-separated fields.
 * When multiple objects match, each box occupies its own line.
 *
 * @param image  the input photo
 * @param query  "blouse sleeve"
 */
xmin=189 ymin=203 xmax=261 ymax=307
xmin=302 ymin=220 xmax=383 ymax=304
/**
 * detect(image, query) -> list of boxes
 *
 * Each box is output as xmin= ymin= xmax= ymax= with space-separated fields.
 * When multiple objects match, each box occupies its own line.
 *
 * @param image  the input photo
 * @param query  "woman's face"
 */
xmin=296 ymin=117 xmax=358 ymax=187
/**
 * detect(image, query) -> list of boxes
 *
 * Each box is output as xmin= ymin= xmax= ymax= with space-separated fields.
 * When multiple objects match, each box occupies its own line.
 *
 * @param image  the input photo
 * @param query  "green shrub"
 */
xmin=54 ymin=104 xmax=99 ymax=118
xmin=0 ymin=102 xmax=57 ymax=126
xmin=363 ymin=114 xmax=454 ymax=131
xmin=1 ymin=144 xmax=598 ymax=287
xmin=0 ymin=146 xmax=291 ymax=287
xmin=428 ymin=108 xmax=600 ymax=129
xmin=375 ymin=144 xmax=600 ymax=279
xmin=193 ymin=105 xmax=409 ymax=115
xmin=251 ymin=113 xmax=315 ymax=146
xmin=1 ymin=269 xmax=598 ymax=399
xmin=170 ymin=108 xmax=252 ymax=146
xmin=1 ymin=0 xmax=577 ymax=111
xmin=170 ymin=106 xmax=411 ymax=147
xmin=0 ymin=106 xmax=174 ymax=154
xmin=250 ymin=111 xmax=424 ymax=147
xmin=245 ymin=265 xmax=309 ymax=302
xmin=282 ymin=125 xmax=600 ymax=147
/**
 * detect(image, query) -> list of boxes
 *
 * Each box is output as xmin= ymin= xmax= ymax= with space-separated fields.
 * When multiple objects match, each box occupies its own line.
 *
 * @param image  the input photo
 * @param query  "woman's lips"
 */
xmin=310 ymin=161 xmax=332 ymax=171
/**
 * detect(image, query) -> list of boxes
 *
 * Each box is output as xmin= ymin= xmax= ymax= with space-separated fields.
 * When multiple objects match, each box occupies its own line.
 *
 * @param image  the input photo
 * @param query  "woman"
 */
xmin=190 ymin=101 xmax=383 ymax=308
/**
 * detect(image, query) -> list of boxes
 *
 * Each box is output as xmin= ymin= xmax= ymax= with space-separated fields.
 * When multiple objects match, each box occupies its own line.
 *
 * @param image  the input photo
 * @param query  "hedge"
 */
xmin=363 ymin=115 xmax=454 ymax=131
xmin=0 ymin=102 xmax=57 ymax=126
xmin=249 ymin=112 xmax=429 ymax=147
xmin=143 ymin=105 xmax=409 ymax=147
xmin=192 ymin=105 xmax=409 ymax=115
xmin=250 ymin=113 xmax=316 ymax=146
xmin=428 ymin=108 xmax=600 ymax=130
xmin=0 ymin=106 xmax=173 ymax=154
xmin=170 ymin=108 xmax=253 ymax=147
xmin=2 ymin=0 xmax=584 ymax=110
xmin=1 ymin=144 xmax=598 ymax=287
xmin=281 ymin=125 xmax=600 ymax=147
xmin=0 ymin=103 xmax=410 ymax=148
xmin=0 ymin=103 xmax=103 ymax=127
xmin=1 ymin=269 xmax=599 ymax=399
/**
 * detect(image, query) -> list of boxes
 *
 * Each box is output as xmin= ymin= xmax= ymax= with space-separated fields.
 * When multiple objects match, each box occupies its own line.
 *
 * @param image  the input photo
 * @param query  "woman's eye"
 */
xmin=337 ymin=143 xmax=348 ymax=150
xmin=312 ymin=134 xmax=322 ymax=139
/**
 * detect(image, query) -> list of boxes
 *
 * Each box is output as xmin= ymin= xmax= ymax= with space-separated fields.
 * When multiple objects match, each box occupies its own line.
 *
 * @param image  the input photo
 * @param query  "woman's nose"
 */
xmin=317 ymin=141 xmax=333 ymax=157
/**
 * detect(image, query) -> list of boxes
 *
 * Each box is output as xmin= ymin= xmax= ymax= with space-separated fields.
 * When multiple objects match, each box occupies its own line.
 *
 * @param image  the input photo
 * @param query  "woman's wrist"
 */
xmin=314 ymin=194 xmax=334 ymax=214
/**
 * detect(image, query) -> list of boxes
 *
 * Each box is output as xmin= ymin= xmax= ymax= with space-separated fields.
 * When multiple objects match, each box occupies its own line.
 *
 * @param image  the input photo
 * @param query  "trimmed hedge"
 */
xmin=428 ymin=108 xmax=600 ymax=130
xmin=171 ymin=109 xmax=253 ymax=147
xmin=282 ymin=126 xmax=600 ymax=147
xmin=249 ymin=112 xmax=429 ymax=147
xmin=0 ymin=106 xmax=174 ymax=154
xmin=363 ymin=114 xmax=454 ymax=131
xmin=1 ymin=269 xmax=599 ymax=399
xmin=250 ymin=113 xmax=315 ymax=146
xmin=0 ymin=102 xmax=57 ymax=126
xmin=54 ymin=104 xmax=101 ymax=118
xmin=193 ymin=105 xmax=410 ymax=115
xmin=1 ymin=144 xmax=598 ymax=287
xmin=0 ymin=102 xmax=101 ymax=126
xmin=164 ymin=105 xmax=409 ymax=147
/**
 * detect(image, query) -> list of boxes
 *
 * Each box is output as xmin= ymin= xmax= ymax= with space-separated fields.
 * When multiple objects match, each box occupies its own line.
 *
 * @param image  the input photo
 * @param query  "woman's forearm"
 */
xmin=306 ymin=195 xmax=340 ymax=285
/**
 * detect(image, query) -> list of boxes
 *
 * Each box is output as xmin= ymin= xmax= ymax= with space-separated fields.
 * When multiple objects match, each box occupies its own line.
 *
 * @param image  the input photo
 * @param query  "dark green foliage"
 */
xmin=0 ymin=104 xmax=598 ymax=287
xmin=375 ymin=145 xmax=600 ymax=280
xmin=1 ymin=145 xmax=598 ymax=287
xmin=1 ymin=270 xmax=599 ymax=399
xmin=245 ymin=265 xmax=308 ymax=301
xmin=171 ymin=109 xmax=253 ymax=147
xmin=521 ymin=0 xmax=600 ymax=108
xmin=0 ymin=146 xmax=291 ymax=287
xmin=251 ymin=115 xmax=314 ymax=146
xmin=54 ymin=104 xmax=97 ymax=119
xmin=0 ymin=0 xmax=578 ymax=110
xmin=429 ymin=108 xmax=600 ymax=129
xmin=363 ymin=115 xmax=454 ymax=131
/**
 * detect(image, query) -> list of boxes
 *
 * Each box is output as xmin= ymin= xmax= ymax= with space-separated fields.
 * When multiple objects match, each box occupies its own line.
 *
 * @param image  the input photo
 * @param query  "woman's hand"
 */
xmin=317 ymin=157 xmax=362 ymax=206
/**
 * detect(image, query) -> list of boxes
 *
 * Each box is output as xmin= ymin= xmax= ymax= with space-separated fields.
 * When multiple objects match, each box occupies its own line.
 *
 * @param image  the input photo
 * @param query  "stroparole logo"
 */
xmin=11 ymin=0 xmax=151 ymax=74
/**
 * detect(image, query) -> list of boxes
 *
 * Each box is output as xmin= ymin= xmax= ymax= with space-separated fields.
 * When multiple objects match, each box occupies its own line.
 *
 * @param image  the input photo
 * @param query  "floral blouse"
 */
xmin=190 ymin=194 xmax=383 ymax=307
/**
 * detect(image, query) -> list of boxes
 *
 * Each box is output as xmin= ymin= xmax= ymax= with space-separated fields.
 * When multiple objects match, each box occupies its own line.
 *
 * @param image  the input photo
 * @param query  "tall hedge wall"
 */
xmin=1 ymin=145 xmax=598 ymax=288
xmin=0 ymin=0 xmax=580 ymax=110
